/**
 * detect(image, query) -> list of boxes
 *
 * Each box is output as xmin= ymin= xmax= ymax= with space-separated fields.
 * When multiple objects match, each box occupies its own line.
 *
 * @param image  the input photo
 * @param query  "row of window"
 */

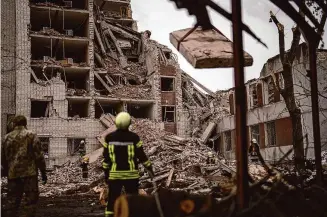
xmin=229 ymin=73 xmax=285 ymax=114
xmin=222 ymin=118 xmax=292 ymax=152
xmin=38 ymin=137 xmax=85 ymax=159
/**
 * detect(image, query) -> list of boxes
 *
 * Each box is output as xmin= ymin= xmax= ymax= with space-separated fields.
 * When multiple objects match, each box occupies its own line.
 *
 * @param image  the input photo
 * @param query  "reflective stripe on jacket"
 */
xmin=102 ymin=129 xmax=151 ymax=180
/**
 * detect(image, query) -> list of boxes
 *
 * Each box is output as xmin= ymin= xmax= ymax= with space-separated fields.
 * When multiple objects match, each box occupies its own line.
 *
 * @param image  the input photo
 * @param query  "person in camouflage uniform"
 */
xmin=1 ymin=115 xmax=47 ymax=217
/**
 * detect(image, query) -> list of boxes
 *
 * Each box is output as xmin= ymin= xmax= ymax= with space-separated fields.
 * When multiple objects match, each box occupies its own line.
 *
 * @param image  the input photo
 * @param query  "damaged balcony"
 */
xmin=30 ymin=0 xmax=89 ymax=10
xmin=30 ymin=66 xmax=90 ymax=91
xmin=30 ymin=35 xmax=89 ymax=66
xmin=30 ymin=5 xmax=89 ymax=38
xmin=67 ymin=98 xmax=90 ymax=118
xmin=94 ymin=72 xmax=153 ymax=99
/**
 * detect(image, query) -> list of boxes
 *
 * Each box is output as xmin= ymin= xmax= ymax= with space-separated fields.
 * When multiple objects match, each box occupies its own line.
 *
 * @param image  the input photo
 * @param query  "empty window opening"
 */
xmin=266 ymin=121 xmax=276 ymax=147
xmin=224 ymin=131 xmax=232 ymax=152
xmin=30 ymin=67 xmax=62 ymax=83
xmin=95 ymin=102 xmax=119 ymax=118
xmin=94 ymin=74 xmax=110 ymax=96
xmin=68 ymin=99 xmax=89 ymax=118
xmin=208 ymin=134 xmax=220 ymax=153
xmin=39 ymin=137 xmax=50 ymax=158
xmin=161 ymin=77 xmax=174 ymax=91
xmin=31 ymin=37 xmax=88 ymax=64
xmin=250 ymin=125 xmax=260 ymax=146
xmin=127 ymin=103 xmax=153 ymax=119
xmin=229 ymin=93 xmax=234 ymax=115
xmin=249 ymin=84 xmax=258 ymax=108
xmin=65 ymin=71 xmax=89 ymax=91
xmin=31 ymin=100 xmax=50 ymax=118
xmin=162 ymin=106 xmax=175 ymax=122
xmin=120 ymin=6 xmax=128 ymax=18
xmin=30 ymin=7 xmax=89 ymax=37
xmin=67 ymin=138 xmax=85 ymax=156
xmin=30 ymin=0 xmax=88 ymax=10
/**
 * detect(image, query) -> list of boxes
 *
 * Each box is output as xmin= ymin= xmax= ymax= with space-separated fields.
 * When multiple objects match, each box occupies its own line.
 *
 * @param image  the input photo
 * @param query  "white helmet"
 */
xmin=208 ymin=152 xmax=213 ymax=157
xmin=81 ymin=140 xmax=85 ymax=144
xmin=251 ymin=138 xmax=257 ymax=144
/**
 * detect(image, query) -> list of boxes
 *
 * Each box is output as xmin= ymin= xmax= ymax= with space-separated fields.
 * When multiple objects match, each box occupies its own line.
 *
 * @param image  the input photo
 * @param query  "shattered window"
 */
xmin=267 ymin=77 xmax=275 ymax=104
xmin=250 ymin=84 xmax=258 ymax=108
xmin=250 ymin=125 xmax=260 ymax=146
xmin=161 ymin=77 xmax=174 ymax=91
xmin=31 ymin=100 xmax=50 ymax=118
xmin=68 ymin=100 xmax=89 ymax=118
xmin=162 ymin=106 xmax=175 ymax=122
xmin=266 ymin=121 xmax=276 ymax=147
xmin=39 ymin=137 xmax=50 ymax=156
xmin=67 ymin=138 xmax=84 ymax=156
xmin=224 ymin=131 xmax=232 ymax=151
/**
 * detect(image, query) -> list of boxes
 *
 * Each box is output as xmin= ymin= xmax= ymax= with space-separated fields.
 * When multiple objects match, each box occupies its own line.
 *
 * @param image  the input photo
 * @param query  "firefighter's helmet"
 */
xmin=251 ymin=138 xmax=257 ymax=144
xmin=208 ymin=151 xmax=213 ymax=158
xmin=115 ymin=112 xmax=131 ymax=129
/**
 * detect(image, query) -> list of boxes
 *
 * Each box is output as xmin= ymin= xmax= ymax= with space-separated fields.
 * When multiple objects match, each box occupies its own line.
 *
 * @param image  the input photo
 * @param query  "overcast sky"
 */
xmin=131 ymin=0 xmax=327 ymax=92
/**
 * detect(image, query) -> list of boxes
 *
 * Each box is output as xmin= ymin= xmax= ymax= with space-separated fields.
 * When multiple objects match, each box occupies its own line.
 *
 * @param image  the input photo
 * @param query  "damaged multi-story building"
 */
xmin=2 ymin=0 xmax=216 ymax=167
xmin=211 ymin=44 xmax=327 ymax=162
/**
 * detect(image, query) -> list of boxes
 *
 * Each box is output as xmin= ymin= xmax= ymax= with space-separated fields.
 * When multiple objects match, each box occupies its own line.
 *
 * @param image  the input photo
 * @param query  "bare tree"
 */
xmin=269 ymin=0 xmax=326 ymax=169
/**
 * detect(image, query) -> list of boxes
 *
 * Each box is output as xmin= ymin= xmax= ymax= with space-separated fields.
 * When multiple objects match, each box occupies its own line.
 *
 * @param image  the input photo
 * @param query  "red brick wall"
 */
xmin=164 ymin=123 xmax=176 ymax=134
xmin=161 ymin=92 xmax=176 ymax=105
xmin=275 ymin=117 xmax=293 ymax=146
xmin=160 ymin=64 xmax=176 ymax=76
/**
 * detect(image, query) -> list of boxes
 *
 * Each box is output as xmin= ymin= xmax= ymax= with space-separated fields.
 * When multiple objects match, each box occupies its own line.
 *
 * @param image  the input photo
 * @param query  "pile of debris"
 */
xmin=35 ymin=119 xmax=267 ymax=197
xmin=107 ymin=84 xmax=152 ymax=99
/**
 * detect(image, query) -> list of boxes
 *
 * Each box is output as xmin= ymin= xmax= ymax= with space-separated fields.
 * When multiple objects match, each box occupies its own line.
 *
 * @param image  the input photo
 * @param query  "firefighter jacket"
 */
xmin=102 ymin=129 xmax=152 ymax=180
xmin=1 ymin=126 xmax=46 ymax=179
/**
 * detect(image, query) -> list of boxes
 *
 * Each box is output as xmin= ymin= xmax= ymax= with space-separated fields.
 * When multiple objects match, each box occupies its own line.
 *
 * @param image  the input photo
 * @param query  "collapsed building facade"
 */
xmin=1 ymin=0 xmax=217 ymax=167
xmin=211 ymin=44 xmax=327 ymax=162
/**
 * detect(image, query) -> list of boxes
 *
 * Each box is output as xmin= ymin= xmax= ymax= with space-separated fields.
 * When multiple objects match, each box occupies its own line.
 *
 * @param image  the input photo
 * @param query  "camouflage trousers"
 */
xmin=2 ymin=176 xmax=39 ymax=217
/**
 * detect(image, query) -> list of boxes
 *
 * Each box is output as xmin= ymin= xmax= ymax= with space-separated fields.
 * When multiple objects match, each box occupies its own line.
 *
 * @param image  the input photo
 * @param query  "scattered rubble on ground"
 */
xmin=4 ymin=118 xmax=267 ymax=198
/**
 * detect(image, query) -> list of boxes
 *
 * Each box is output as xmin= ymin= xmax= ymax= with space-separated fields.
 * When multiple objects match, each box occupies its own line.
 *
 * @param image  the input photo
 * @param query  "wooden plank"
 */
xmin=165 ymin=168 xmax=175 ymax=188
xmin=170 ymin=27 xmax=253 ymax=69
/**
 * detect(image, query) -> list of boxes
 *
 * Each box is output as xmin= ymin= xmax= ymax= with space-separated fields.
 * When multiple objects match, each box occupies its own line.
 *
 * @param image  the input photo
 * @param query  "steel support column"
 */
xmin=231 ymin=0 xmax=249 ymax=209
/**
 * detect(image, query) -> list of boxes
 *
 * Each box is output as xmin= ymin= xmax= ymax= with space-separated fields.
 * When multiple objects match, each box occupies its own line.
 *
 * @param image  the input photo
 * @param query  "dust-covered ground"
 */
xmin=1 ymin=192 xmax=105 ymax=217
xmin=36 ymin=193 xmax=104 ymax=217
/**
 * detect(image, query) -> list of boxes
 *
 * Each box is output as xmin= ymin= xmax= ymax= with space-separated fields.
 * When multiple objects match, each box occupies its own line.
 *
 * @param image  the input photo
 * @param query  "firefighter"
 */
xmin=81 ymin=156 xmax=89 ymax=179
xmin=79 ymin=140 xmax=86 ymax=157
xmin=102 ymin=112 xmax=154 ymax=217
xmin=206 ymin=151 xmax=216 ymax=164
xmin=249 ymin=138 xmax=260 ymax=163
xmin=1 ymin=115 xmax=47 ymax=217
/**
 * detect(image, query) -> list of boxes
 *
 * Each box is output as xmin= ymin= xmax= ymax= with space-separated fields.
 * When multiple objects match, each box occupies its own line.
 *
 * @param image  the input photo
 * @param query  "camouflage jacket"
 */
xmin=1 ymin=126 xmax=46 ymax=179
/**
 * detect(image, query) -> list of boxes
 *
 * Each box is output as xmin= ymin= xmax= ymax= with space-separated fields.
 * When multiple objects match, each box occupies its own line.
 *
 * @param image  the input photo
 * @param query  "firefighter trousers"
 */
xmin=105 ymin=179 xmax=139 ymax=217
xmin=2 ymin=176 xmax=39 ymax=217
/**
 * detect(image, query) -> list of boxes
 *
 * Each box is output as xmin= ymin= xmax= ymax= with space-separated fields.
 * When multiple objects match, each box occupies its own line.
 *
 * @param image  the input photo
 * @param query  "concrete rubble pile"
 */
xmin=34 ymin=119 xmax=268 ymax=198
